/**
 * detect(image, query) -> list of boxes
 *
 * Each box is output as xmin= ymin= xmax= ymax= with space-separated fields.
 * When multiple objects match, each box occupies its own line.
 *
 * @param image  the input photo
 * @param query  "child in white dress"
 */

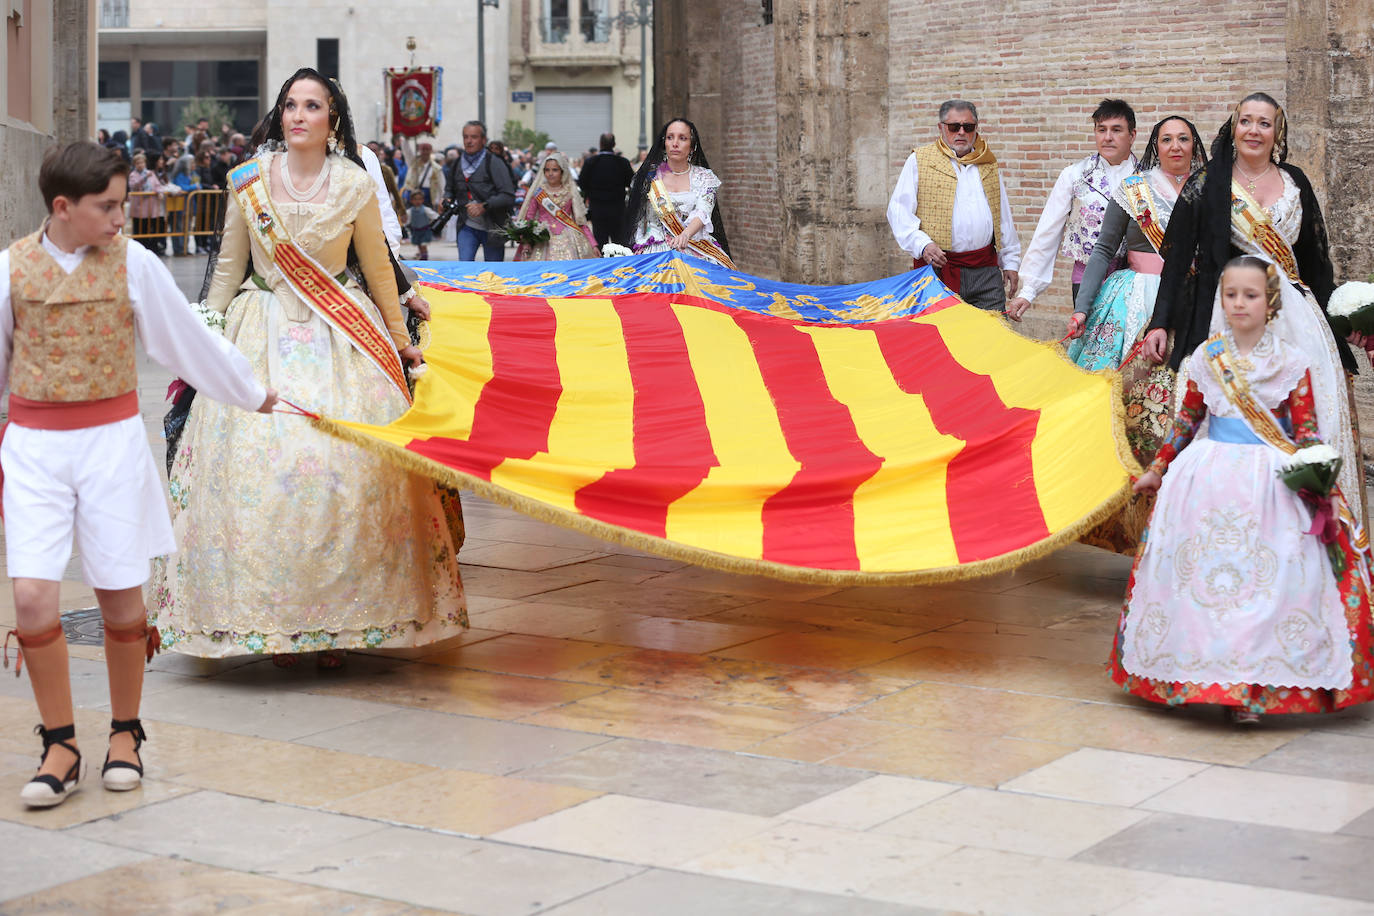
xmin=1110 ymin=255 xmax=1374 ymax=723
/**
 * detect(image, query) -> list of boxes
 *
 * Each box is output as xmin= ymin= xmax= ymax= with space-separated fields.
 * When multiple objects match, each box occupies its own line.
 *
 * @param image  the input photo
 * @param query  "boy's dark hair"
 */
xmin=1092 ymin=98 xmax=1136 ymax=132
xmin=38 ymin=142 xmax=130 ymax=212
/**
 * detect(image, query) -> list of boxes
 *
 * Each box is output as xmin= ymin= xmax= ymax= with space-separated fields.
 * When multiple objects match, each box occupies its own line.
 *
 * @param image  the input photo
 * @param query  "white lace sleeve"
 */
xmin=690 ymin=167 xmax=720 ymax=236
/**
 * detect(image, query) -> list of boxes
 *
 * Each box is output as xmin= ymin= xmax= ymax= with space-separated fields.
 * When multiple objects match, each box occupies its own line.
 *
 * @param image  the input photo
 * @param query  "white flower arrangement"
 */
xmin=1282 ymin=444 xmax=1341 ymax=469
xmin=1329 ymin=281 xmax=1374 ymax=318
xmin=1278 ymin=443 xmax=1342 ymax=497
xmin=601 ymin=243 xmax=634 ymax=258
xmin=190 ymin=300 xmax=226 ymax=333
xmin=1328 ymin=281 xmax=1374 ymax=336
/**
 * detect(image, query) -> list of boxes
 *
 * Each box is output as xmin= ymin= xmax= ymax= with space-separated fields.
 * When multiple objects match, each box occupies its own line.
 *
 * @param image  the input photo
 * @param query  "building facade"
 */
xmin=97 ymin=0 xmax=510 ymax=148
xmin=507 ymin=0 xmax=653 ymax=155
xmin=657 ymin=0 xmax=1373 ymax=295
xmin=2 ymin=0 xmax=93 ymax=242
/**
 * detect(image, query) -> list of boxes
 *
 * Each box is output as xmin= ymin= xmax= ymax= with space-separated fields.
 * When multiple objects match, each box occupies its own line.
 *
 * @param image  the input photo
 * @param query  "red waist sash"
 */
xmin=915 ymin=243 xmax=998 ymax=295
xmin=8 ymin=391 xmax=139 ymax=430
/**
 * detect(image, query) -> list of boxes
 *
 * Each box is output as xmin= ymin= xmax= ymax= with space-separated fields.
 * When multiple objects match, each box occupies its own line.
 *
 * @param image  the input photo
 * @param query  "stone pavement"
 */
xmin=1 ymin=255 xmax=1374 ymax=914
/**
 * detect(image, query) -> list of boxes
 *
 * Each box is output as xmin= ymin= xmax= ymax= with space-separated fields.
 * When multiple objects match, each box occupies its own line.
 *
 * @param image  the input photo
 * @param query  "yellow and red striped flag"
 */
xmin=314 ymin=286 xmax=1131 ymax=584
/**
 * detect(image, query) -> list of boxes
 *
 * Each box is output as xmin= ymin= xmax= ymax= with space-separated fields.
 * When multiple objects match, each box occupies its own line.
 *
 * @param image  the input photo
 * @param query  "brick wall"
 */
xmin=886 ymin=0 xmax=1289 ymax=321
xmin=716 ymin=6 xmax=779 ymax=277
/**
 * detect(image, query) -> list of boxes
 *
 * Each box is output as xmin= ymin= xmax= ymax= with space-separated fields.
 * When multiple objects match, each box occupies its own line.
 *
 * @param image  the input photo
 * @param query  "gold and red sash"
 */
xmin=1116 ymin=174 xmax=1165 ymax=253
xmin=1230 ymin=181 xmax=1302 ymax=286
xmin=533 ymin=189 xmax=584 ymax=235
xmin=229 ymin=158 xmax=410 ymax=402
xmin=648 ymin=178 xmax=737 ymax=269
xmin=1202 ymin=333 xmax=1369 ymax=566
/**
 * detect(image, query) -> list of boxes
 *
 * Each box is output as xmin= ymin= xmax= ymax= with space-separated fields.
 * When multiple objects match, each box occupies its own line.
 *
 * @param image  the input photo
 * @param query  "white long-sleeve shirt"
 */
xmin=1016 ymin=154 xmax=1137 ymax=302
xmin=0 ymin=235 xmax=266 ymax=411
xmin=360 ymin=145 xmax=404 ymax=256
xmin=886 ymin=151 xmax=1021 ymax=270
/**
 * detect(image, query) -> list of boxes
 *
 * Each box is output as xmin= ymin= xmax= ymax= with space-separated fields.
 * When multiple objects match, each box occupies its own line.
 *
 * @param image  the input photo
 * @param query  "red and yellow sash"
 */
xmin=1202 ymin=333 xmax=1369 ymax=564
xmin=533 ymin=189 xmax=584 ymax=235
xmin=1117 ymin=174 xmax=1165 ymax=253
xmin=229 ymin=159 xmax=410 ymax=402
xmin=1231 ymin=181 xmax=1302 ymax=285
xmin=649 ymin=178 xmax=737 ymax=269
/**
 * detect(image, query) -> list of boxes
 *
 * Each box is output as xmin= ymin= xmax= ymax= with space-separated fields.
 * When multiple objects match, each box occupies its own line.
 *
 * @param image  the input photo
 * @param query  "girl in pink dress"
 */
xmin=513 ymin=151 xmax=598 ymax=262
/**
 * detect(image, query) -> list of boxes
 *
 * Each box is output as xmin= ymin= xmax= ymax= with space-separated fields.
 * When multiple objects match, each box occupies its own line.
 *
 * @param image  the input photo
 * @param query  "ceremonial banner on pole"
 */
xmin=306 ymin=255 xmax=1133 ymax=584
xmin=385 ymin=67 xmax=440 ymax=137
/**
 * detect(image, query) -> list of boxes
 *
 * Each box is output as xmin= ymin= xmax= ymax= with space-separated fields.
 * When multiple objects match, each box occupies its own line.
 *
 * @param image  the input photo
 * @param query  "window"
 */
xmin=98 ymin=61 xmax=130 ymax=99
xmin=317 ymin=38 xmax=339 ymax=80
xmin=137 ymin=60 xmax=260 ymax=133
xmin=580 ymin=0 xmax=610 ymax=42
xmin=541 ymin=0 xmax=569 ymax=43
xmin=98 ymin=0 xmax=128 ymax=28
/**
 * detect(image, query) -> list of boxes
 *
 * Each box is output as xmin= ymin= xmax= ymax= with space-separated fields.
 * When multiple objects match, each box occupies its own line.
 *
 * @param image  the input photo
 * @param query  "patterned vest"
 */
xmin=1060 ymin=154 xmax=1133 ymax=264
xmin=912 ymin=143 xmax=1002 ymax=253
xmin=8 ymin=231 xmax=137 ymax=402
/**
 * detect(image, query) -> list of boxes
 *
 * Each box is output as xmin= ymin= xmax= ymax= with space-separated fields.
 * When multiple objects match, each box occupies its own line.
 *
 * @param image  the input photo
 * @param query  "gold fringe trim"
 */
xmin=309 ymin=415 xmax=1132 ymax=587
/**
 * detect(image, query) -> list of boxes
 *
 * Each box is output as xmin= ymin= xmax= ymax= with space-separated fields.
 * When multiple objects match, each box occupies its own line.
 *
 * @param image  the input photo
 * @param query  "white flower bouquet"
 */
xmin=601 ymin=242 xmax=634 ymax=258
xmin=499 ymin=218 xmax=550 ymax=246
xmin=1277 ymin=443 xmax=1342 ymax=497
xmin=190 ymin=300 xmax=226 ymax=333
xmin=1327 ymin=281 xmax=1374 ymax=337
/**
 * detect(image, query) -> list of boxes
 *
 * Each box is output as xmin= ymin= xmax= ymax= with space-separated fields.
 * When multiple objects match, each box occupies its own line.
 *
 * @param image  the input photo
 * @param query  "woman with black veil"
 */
xmin=1143 ymin=91 xmax=1364 ymax=505
xmin=149 ymin=68 xmax=467 ymax=667
xmin=619 ymin=117 xmax=734 ymax=268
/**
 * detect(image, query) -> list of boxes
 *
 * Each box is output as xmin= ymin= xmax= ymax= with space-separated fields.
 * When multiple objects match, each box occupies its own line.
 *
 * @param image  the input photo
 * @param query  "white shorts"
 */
xmin=1 ymin=416 xmax=175 ymax=589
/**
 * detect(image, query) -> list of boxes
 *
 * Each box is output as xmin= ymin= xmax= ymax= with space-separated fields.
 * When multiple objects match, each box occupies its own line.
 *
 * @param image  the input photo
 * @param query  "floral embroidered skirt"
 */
xmin=150 ymin=288 xmax=468 ymax=656
xmin=1067 ymin=269 xmax=1158 ymax=371
xmin=1109 ymin=437 xmax=1374 ymax=713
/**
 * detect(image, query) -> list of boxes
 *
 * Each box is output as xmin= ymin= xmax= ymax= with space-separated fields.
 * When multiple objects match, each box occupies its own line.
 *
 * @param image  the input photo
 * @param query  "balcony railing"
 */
xmin=538 ymin=11 xmax=613 ymax=45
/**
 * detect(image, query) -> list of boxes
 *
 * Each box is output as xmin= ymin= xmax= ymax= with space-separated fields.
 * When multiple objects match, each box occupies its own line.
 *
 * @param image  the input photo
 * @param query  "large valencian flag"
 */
xmin=311 ymin=254 xmax=1133 ymax=584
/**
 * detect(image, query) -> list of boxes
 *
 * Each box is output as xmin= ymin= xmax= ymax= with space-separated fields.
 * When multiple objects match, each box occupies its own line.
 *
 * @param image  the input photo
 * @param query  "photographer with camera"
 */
xmin=442 ymin=120 xmax=516 ymax=261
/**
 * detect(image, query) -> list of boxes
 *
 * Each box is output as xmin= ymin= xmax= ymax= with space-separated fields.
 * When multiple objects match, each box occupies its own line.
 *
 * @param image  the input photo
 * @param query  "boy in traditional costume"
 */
xmin=1 ymin=142 xmax=274 ymax=807
xmin=1008 ymin=98 xmax=1138 ymax=320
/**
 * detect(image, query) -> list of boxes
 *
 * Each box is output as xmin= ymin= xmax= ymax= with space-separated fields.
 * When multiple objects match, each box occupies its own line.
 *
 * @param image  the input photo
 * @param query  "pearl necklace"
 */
xmin=281 ymin=153 xmax=329 ymax=202
xmin=667 ymin=162 xmax=690 ymax=175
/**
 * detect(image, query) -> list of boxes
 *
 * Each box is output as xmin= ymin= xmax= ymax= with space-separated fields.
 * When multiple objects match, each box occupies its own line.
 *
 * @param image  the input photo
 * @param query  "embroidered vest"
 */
xmin=912 ymin=143 xmax=1001 ymax=253
xmin=1060 ymin=155 xmax=1132 ymax=264
xmin=8 ymin=231 xmax=137 ymax=402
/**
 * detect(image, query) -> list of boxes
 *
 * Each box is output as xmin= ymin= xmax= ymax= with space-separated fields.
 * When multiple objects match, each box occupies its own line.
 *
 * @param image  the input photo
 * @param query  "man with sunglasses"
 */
xmin=1007 ymin=98 xmax=1138 ymax=322
xmin=887 ymin=99 xmax=1021 ymax=313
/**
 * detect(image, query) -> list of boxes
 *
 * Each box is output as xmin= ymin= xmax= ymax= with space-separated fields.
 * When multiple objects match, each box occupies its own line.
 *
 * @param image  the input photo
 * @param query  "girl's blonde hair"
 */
xmin=1222 ymin=254 xmax=1282 ymax=322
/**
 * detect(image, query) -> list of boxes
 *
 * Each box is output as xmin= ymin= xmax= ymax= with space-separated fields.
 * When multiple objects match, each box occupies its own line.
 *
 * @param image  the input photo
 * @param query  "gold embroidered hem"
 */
xmin=149 ymin=281 xmax=468 ymax=657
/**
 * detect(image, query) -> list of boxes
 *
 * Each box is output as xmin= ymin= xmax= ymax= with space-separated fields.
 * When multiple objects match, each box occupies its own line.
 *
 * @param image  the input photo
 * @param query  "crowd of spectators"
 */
xmin=97 ymin=114 xmax=652 ymax=259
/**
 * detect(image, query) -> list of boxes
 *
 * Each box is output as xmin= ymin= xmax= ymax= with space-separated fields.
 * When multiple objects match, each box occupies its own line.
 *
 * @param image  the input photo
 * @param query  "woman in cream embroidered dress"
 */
xmin=150 ymin=69 xmax=466 ymax=661
xmin=622 ymin=118 xmax=732 ymax=268
xmin=513 ymin=151 xmax=599 ymax=261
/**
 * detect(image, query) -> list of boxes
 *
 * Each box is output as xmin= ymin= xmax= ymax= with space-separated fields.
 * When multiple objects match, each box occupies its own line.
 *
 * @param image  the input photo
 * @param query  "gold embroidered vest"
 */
xmin=9 ymin=231 xmax=137 ymax=402
xmin=913 ymin=143 xmax=1002 ymax=252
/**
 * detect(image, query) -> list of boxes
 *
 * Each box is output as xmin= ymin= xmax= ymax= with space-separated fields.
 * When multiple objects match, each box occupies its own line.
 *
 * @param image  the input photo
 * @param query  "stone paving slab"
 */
xmin=0 ymin=263 xmax=1369 ymax=912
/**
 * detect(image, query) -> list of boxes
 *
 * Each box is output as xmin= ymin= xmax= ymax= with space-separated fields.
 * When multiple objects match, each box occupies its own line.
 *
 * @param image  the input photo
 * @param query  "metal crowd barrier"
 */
xmin=123 ymin=189 xmax=227 ymax=251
